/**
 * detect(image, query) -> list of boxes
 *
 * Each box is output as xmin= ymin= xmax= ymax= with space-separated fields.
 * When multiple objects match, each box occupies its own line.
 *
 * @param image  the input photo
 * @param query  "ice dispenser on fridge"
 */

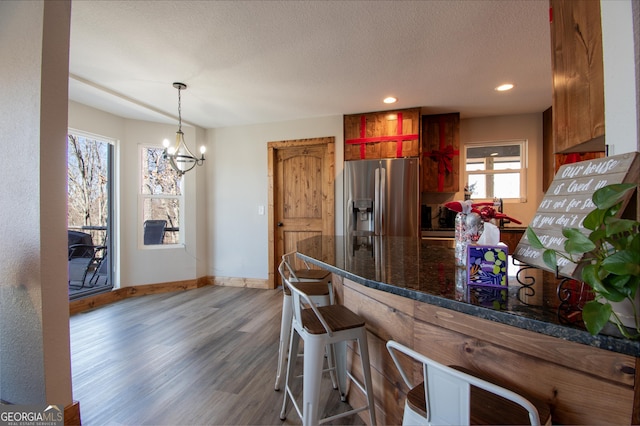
xmin=352 ymin=199 xmax=373 ymax=233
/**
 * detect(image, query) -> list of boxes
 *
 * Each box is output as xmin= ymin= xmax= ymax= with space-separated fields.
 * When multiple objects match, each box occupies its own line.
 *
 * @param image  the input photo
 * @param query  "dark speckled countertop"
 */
xmin=296 ymin=236 xmax=640 ymax=357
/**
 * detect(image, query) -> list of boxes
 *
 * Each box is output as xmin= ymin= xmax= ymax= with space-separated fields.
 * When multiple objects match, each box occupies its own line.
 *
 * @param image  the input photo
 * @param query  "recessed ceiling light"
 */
xmin=495 ymin=83 xmax=514 ymax=92
xmin=383 ymin=97 xmax=397 ymax=104
xmin=490 ymin=152 xmax=499 ymax=156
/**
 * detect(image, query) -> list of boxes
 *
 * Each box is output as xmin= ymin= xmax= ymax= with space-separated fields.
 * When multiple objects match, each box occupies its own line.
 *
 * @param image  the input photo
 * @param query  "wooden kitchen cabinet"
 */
xmin=500 ymin=228 xmax=525 ymax=254
xmin=421 ymin=113 xmax=460 ymax=193
xmin=344 ymin=108 xmax=420 ymax=161
xmin=550 ymin=0 xmax=605 ymax=153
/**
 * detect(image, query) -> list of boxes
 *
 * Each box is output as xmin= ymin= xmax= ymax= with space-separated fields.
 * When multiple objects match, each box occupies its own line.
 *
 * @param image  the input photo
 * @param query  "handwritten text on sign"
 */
xmin=513 ymin=152 xmax=638 ymax=278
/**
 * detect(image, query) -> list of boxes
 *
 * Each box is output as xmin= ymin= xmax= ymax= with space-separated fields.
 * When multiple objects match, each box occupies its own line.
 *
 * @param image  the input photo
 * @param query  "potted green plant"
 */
xmin=526 ymin=183 xmax=639 ymax=339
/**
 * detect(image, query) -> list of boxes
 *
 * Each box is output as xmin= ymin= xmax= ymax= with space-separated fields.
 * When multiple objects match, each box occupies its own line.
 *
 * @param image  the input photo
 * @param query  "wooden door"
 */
xmin=267 ymin=137 xmax=335 ymax=288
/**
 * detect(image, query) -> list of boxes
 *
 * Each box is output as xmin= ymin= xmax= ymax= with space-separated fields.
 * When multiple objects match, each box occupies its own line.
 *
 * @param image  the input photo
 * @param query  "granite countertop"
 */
xmin=296 ymin=235 xmax=640 ymax=357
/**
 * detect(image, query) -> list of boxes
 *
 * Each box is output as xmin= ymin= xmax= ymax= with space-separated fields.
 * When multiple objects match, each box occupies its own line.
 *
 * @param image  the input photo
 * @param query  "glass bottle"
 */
xmin=454 ymin=211 xmax=484 ymax=267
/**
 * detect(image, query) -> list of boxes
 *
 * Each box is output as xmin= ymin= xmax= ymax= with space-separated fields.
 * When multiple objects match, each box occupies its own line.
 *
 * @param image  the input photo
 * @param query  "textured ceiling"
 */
xmin=69 ymin=0 xmax=552 ymax=129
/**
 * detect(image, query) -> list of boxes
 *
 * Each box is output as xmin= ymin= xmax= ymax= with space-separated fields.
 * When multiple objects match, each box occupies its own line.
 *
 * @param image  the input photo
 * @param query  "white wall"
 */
xmin=458 ymin=113 xmax=544 ymax=227
xmin=601 ymin=0 xmax=640 ymax=154
xmin=207 ymin=116 xmax=344 ymax=280
xmin=68 ymin=101 xmax=207 ymax=287
xmin=0 ymin=0 xmax=72 ymax=406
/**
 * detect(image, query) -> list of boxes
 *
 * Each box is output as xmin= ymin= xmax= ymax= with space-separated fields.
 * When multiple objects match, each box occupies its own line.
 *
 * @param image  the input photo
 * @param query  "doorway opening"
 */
xmin=67 ymin=131 xmax=114 ymax=300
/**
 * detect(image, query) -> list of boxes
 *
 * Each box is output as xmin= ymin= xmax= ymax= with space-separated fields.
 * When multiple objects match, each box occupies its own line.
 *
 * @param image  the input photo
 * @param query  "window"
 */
xmin=140 ymin=146 xmax=182 ymax=245
xmin=67 ymin=130 xmax=114 ymax=297
xmin=464 ymin=140 xmax=527 ymax=202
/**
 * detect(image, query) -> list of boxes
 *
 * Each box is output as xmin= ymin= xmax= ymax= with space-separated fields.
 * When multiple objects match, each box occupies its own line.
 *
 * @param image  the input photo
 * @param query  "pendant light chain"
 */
xmin=177 ymin=86 xmax=183 ymax=133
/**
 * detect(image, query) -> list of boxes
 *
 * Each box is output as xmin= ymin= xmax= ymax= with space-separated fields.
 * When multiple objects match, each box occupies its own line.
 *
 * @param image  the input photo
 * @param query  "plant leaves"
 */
xmin=582 ymin=263 xmax=608 ymax=294
xmin=583 ymin=208 xmax=605 ymax=231
xmin=603 ymin=286 xmax=631 ymax=302
xmin=604 ymin=217 xmax=638 ymax=238
xmin=582 ymin=300 xmax=612 ymax=336
xmin=542 ymin=249 xmax=557 ymax=271
xmin=605 ymin=273 xmax=631 ymax=290
xmin=525 ymin=226 xmax=545 ymax=249
xmin=562 ymin=228 xmax=596 ymax=254
xmin=592 ymin=183 xmax=636 ymax=210
xmin=628 ymin=276 xmax=639 ymax=299
xmin=600 ymin=277 xmax=629 ymax=302
xmin=601 ymin=250 xmax=640 ymax=276
xmin=631 ymin=233 xmax=640 ymax=253
xmin=588 ymin=228 xmax=606 ymax=245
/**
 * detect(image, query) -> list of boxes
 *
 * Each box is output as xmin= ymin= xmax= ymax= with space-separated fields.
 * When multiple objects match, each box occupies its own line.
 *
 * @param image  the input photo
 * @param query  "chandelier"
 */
xmin=162 ymin=82 xmax=205 ymax=176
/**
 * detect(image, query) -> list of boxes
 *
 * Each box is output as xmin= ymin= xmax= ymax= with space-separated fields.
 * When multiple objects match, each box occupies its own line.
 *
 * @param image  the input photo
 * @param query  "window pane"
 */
xmin=494 ymin=160 xmax=520 ymax=170
xmin=493 ymin=173 xmax=520 ymax=198
xmin=466 ymin=161 xmax=485 ymax=171
xmin=68 ymin=134 xmax=109 ymax=243
xmin=467 ymin=174 xmax=487 ymax=199
xmin=467 ymin=144 xmax=520 ymax=159
xmin=142 ymin=198 xmax=180 ymax=245
xmin=141 ymin=147 xmax=182 ymax=196
xmin=467 ymin=172 xmax=521 ymax=199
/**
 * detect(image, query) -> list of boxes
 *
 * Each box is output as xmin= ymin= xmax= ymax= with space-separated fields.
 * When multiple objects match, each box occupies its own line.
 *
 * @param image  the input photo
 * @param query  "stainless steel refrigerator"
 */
xmin=344 ymin=158 xmax=419 ymax=237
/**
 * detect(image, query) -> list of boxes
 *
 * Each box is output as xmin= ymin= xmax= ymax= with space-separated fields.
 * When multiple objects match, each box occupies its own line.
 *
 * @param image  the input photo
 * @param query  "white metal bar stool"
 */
xmin=386 ymin=340 xmax=552 ymax=426
xmin=274 ymin=252 xmax=333 ymax=391
xmin=280 ymin=275 xmax=377 ymax=426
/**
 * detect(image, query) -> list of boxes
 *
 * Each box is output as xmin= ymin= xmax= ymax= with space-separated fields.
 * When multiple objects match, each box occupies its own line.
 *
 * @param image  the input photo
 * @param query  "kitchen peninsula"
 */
xmin=297 ymin=236 xmax=639 ymax=425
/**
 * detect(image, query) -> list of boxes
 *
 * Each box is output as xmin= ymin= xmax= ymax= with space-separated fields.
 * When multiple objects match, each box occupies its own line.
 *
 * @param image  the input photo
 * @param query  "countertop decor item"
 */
xmin=445 ymin=200 xmax=521 ymax=267
xmin=526 ymin=183 xmax=639 ymax=339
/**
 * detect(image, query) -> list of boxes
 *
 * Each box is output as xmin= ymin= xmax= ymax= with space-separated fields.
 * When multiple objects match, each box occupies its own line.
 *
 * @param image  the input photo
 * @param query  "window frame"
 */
xmin=139 ymin=144 xmax=184 ymax=248
xmin=462 ymin=139 xmax=527 ymax=203
xmin=67 ymin=128 xmax=116 ymax=290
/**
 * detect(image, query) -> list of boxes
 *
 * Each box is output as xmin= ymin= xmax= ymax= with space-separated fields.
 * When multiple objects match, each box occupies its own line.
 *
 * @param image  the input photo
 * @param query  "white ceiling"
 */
xmin=69 ymin=0 xmax=552 ymax=129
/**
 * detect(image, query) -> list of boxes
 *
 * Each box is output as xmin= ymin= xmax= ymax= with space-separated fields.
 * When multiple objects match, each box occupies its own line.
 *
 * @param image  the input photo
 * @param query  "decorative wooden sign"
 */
xmin=513 ymin=152 xmax=639 ymax=278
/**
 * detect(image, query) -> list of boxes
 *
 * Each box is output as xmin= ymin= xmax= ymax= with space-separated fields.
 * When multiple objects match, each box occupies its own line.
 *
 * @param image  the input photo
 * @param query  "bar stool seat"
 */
xmin=406 ymin=373 xmax=552 ymax=425
xmin=275 ymin=253 xmax=333 ymax=391
xmin=280 ymin=276 xmax=376 ymax=426
xmin=288 ymin=268 xmax=331 ymax=282
xmin=387 ymin=341 xmax=552 ymax=426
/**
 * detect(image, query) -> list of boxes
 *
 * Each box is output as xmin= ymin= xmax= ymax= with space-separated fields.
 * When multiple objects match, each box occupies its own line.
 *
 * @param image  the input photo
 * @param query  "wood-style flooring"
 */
xmin=70 ymin=285 xmax=365 ymax=425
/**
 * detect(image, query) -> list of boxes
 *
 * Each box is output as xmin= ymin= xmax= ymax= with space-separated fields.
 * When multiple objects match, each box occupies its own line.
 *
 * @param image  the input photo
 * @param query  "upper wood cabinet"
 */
xmin=550 ymin=0 xmax=605 ymax=153
xmin=344 ymin=108 xmax=420 ymax=161
xmin=421 ymin=113 xmax=460 ymax=193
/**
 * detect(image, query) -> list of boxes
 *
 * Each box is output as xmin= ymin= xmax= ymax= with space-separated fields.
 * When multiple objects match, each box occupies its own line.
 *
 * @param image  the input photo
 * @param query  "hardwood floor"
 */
xmin=70 ymin=285 xmax=365 ymax=425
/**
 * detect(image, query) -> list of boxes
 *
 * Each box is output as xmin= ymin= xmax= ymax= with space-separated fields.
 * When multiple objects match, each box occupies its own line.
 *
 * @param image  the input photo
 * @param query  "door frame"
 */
xmin=267 ymin=137 xmax=335 ymax=289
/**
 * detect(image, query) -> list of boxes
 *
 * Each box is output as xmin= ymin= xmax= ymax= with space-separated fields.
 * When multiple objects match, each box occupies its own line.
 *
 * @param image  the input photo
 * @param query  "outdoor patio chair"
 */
xmin=68 ymin=241 xmax=107 ymax=289
xmin=143 ymin=220 xmax=166 ymax=245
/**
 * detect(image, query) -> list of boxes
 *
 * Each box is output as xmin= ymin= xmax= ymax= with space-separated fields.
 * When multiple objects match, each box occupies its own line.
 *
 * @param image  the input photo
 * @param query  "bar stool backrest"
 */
xmin=282 ymin=275 xmax=334 ymax=338
xmin=386 ymin=340 xmax=543 ymax=426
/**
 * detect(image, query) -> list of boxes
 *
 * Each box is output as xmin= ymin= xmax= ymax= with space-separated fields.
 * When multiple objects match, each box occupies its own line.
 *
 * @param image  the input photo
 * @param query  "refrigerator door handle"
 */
xmin=374 ymin=167 xmax=380 ymax=234
xmin=380 ymin=166 xmax=386 ymax=235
